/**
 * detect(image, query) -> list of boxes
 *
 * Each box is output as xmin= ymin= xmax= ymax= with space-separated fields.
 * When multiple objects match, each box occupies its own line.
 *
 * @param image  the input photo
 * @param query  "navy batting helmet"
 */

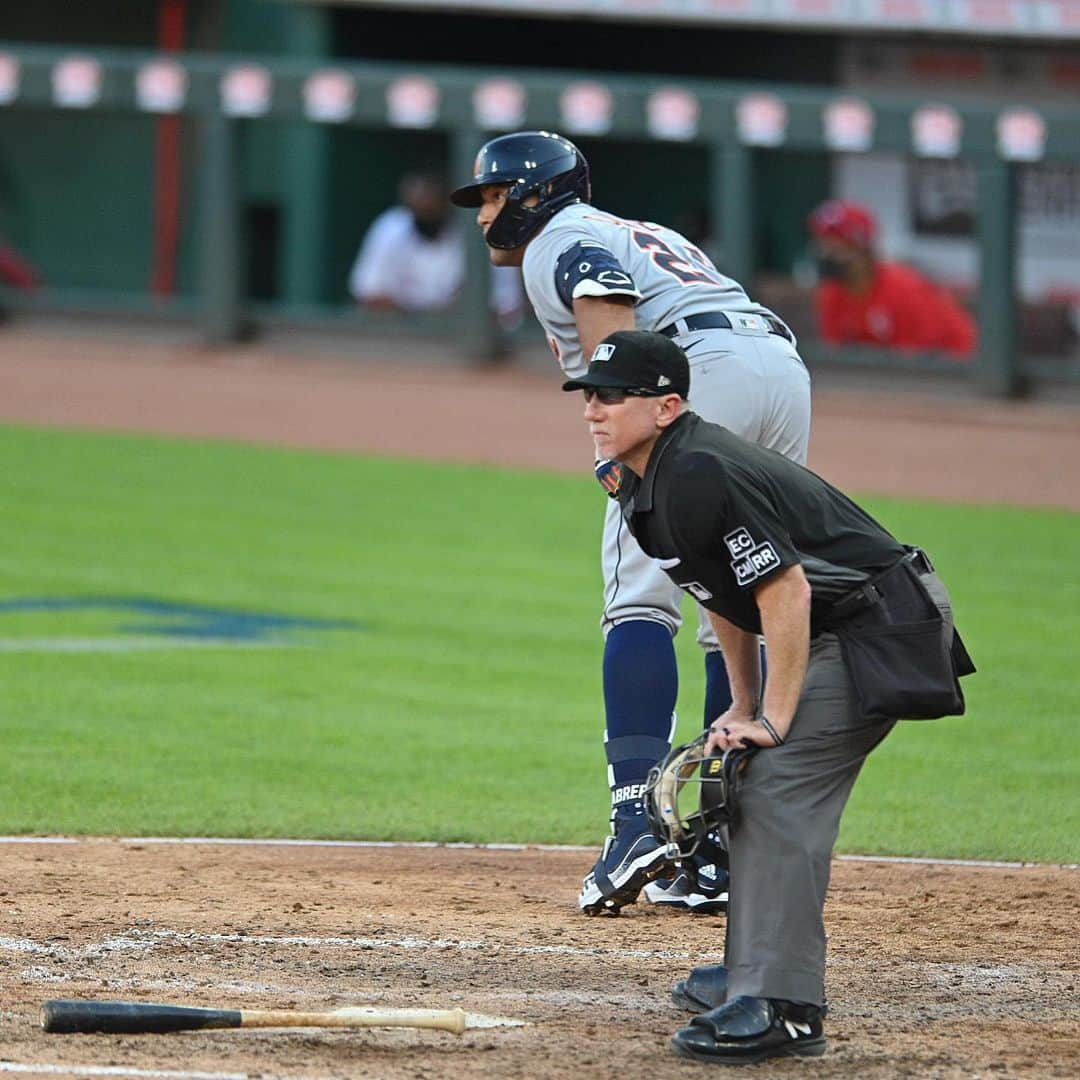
xmin=449 ymin=130 xmax=590 ymax=250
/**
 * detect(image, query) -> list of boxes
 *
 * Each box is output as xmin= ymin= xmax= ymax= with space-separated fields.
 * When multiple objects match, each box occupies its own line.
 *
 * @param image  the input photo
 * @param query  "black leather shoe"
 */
xmin=671 ymin=996 xmax=826 ymax=1064
xmin=672 ymin=966 xmax=830 ymax=1017
xmin=671 ymin=963 xmax=728 ymax=1012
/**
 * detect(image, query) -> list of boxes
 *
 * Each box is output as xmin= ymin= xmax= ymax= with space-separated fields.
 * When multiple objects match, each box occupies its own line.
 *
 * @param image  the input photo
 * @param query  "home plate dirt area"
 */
xmin=0 ymin=840 xmax=1076 ymax=1079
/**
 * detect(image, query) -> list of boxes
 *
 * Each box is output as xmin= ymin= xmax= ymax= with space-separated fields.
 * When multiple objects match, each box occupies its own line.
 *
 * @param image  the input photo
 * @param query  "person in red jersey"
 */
xmin=807 ymin=200 xmax=977 ymax=359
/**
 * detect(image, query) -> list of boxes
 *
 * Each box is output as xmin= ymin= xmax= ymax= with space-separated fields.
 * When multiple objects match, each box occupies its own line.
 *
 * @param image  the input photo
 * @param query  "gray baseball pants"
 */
xmin=724 ymin=571 xmax=955 ymax=1006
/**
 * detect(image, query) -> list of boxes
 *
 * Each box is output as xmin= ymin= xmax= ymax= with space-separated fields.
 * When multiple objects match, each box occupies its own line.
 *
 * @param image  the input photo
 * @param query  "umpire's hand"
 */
xmin=707 ymin=713 xmax=787 ymax=754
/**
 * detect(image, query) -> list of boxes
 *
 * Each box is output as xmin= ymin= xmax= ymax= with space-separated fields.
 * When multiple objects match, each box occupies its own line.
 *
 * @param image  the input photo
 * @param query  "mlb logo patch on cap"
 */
xmin=561 ymin=329 xmax=691 ymax=398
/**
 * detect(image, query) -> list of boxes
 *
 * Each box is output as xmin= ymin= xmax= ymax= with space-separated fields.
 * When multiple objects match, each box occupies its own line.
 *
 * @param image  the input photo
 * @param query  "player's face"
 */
xmin=583 ymin=390 xmax=678 ymax=472
xmin=477 ymin=184 xmax=539 ymax=267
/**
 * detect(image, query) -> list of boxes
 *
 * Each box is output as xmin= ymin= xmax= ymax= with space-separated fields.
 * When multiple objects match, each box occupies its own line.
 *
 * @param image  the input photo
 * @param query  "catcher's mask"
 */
xmin=644 ymin=734 xmax=758 ymax=864
xmin=449 ymin=130 xmax=590 ymax=250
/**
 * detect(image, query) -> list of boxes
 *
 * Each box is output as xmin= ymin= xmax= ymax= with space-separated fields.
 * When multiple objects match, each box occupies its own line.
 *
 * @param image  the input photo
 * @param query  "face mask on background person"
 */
xmin=815 ymin=253 xmax=852 ymax=282
xmin=412 ymin=211 xmax=448 ymax=241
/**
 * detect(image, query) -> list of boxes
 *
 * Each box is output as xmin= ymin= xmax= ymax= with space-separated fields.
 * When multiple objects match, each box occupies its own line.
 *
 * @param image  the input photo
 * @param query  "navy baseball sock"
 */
xmin=603 ymin=619 xmax=678 ymax=808
xmin=703 ymin=645 xmax=768 ymax=727
xmin=703 ymin=650 xmax=732 ymax=729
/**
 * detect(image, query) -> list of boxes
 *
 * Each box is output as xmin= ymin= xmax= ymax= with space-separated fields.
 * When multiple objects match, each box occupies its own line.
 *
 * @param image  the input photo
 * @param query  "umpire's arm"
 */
xmin=706 ymin=564 xmax=811 ymax=754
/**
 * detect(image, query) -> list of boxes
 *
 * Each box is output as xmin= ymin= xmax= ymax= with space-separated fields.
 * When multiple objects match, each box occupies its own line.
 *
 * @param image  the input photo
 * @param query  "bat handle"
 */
xmin=243 ymin=1007 xmax=469 ymax=1034
xmin=380 ymin=1007 xmax=467 ymax=1034
xmin=419 ymin=1007 xmax=467 ymax=1035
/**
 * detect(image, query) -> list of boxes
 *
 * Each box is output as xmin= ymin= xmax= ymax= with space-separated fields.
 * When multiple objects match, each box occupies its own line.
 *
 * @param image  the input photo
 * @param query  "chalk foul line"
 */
xmin=0 ymin=929 xmax=724 ymax=964
xmin=0 ymin=1065 xmax=251 ymax=1080
xmin=0 ymin=835 xmax=1073 ymax=870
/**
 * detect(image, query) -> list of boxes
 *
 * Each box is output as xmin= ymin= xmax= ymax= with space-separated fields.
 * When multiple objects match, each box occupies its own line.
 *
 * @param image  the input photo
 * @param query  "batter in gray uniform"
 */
xmin=451 ymin=131 xmax=811 ymax=915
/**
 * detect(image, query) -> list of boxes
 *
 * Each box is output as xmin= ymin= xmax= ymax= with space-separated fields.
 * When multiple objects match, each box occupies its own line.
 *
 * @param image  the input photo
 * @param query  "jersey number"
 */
xmin=631 ymin=226 xmax=723 ymax=287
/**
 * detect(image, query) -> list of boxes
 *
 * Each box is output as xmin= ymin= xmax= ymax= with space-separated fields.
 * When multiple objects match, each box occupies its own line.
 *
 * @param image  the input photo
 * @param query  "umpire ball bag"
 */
xmin=829 ymin=551 xmax=976 ymax=722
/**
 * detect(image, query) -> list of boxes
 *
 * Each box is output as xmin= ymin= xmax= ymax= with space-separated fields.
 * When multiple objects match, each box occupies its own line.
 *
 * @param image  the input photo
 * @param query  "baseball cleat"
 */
xmin=671 ymin=996 xmax=826 ymax=1065
xmin=644 ymin=866 xmax=728 ymax=915
xmin=578 ymin=802 xmax=674 ymax=916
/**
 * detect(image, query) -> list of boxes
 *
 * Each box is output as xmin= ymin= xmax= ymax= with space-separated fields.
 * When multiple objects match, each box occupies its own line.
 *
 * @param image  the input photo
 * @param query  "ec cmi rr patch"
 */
xmin=0 ymin=596 xmax=362 ymax=653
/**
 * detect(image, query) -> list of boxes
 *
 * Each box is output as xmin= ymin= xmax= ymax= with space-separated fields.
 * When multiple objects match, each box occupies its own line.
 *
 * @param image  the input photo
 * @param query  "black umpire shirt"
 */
xmin=618 ymin=412 xmax=907 ymax=636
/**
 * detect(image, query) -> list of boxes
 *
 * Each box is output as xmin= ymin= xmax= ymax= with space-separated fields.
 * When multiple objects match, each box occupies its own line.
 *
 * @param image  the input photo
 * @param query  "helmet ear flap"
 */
xmin=484 ymin=170 xmax=585 ymax=249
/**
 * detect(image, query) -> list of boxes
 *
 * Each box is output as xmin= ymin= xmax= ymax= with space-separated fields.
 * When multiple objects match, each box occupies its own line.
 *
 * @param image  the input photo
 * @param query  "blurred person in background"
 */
xmin=348 ymin=169 xmax=522 ymax=329
xmin=0 ymin=239 xmax=42 ymax=322
xmin=807 ymin=200 xmax=976 ymax=359
xmin=0 ymin=181 xmax=43 ymax=322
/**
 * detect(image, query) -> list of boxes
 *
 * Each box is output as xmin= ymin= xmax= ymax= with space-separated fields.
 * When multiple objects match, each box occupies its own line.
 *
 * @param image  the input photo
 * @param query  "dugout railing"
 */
xmin=1 ymin=44 xmax=1079 ymax=397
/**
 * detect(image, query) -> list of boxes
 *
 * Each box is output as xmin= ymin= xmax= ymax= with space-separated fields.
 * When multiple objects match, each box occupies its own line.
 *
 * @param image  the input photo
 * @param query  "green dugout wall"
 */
xmin=1 ymin=44 xmax=1078 ymax=396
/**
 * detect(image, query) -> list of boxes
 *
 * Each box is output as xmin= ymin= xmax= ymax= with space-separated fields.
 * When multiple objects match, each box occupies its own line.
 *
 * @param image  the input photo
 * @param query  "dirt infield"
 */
xmin=0 ymin=325 xmax=1078 ymax=1078
xmin=1 ymin=840 xmax=1077 ymax=1079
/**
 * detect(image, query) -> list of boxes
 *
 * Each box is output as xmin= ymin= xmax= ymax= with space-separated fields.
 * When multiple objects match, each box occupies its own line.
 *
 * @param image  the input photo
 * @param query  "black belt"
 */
xmin=658 ymin=311 xmax=794 ymax=344
xmin=825 ymin=548 xmax=935 ymax=628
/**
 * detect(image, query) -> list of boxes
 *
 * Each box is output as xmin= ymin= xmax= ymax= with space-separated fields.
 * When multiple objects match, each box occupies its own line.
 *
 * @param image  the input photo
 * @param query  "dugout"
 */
xmin=1 ymin=0 xmax=1078 ymax=396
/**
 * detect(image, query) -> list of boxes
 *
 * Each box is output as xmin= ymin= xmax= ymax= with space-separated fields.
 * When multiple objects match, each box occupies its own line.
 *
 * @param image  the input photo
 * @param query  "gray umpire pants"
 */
xmin=724 ymin=571 xmax=955 ymax=1006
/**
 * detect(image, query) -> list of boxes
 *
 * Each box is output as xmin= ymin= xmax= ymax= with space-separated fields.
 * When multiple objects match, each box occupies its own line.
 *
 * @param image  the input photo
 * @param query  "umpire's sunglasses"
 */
xmin=582 ymin=387 xmax=664 ymax=405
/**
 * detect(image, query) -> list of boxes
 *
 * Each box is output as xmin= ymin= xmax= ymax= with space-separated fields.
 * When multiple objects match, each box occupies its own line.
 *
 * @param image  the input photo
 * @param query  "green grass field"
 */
xmin=1 ymin=424 xmax=1076 ymax=862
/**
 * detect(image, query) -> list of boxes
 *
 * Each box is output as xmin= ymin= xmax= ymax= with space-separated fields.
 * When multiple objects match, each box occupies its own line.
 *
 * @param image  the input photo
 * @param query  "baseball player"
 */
xmin=451 ymin=131 xmax=812 ymax=915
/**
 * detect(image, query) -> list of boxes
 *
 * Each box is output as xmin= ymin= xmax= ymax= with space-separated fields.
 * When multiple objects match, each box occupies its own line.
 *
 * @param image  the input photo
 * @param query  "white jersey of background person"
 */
xmin=349 ymin=206 xmax=523 ymax=321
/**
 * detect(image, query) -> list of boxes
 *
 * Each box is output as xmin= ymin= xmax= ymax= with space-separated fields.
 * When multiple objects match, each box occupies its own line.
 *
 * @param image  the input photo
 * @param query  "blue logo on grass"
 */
xmin=0 ymin=596 xmax=360 ymax=652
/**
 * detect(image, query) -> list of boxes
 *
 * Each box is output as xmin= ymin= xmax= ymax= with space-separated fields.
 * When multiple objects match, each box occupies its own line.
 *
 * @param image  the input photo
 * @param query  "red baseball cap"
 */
xmin=808 ymin=200 xmax=878 ymax=248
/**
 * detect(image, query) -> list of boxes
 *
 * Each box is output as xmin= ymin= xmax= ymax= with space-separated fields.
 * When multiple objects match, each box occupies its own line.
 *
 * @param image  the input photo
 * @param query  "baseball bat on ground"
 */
xmin=41 ymin=999 xmax=469 ymax=1035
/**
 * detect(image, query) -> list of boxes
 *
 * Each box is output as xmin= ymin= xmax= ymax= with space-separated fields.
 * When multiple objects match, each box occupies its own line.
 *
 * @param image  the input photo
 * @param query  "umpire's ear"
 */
xmin=655 ymin=395 xmax=687 ymax=429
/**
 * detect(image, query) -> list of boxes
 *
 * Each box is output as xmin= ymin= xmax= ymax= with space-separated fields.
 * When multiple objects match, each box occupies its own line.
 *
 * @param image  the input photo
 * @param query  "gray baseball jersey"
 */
xmin=521 ymin=201 xmax=812 ymax=646
xmin=522 ymin=202 xmax=775 ymax=378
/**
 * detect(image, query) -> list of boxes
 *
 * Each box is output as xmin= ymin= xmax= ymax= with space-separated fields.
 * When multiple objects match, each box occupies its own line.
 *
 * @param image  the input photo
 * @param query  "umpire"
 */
xmin=563 ymin=330 xmax=975 ymax=1065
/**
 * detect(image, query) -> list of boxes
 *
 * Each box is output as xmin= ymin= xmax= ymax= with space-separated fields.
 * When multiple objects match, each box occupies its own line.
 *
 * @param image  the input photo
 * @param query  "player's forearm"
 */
xmin=706 ymin=612 xmax=761 ymax=717
xmin=755 ymin=566 xmax=811 ymax=738
xmin=573 ymin=296 xmax=636 ymax=361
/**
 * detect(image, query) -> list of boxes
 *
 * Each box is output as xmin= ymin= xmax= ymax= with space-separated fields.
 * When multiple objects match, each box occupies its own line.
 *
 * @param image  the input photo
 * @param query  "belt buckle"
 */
xmin=727 ymin=312 xmax=770 ymax=337
xmin=905 ymin=548 xmax=934 ymax=574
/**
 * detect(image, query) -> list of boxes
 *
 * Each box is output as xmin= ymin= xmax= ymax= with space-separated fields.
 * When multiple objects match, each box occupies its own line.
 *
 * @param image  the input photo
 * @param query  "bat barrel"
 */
xmin=42 ymin=999 xmax=242 ymax=1034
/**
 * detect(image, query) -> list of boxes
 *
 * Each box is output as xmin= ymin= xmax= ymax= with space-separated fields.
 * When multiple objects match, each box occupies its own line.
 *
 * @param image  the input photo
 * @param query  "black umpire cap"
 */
xmin=562 ymin=330 xmax=690 ymax=399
